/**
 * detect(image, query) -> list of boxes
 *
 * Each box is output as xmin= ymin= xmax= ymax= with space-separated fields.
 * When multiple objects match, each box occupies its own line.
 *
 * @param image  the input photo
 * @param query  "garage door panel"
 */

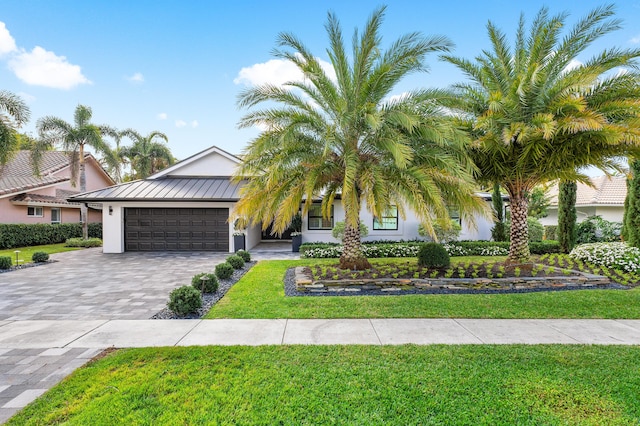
xmin=125 ymin=208 xmax=228 ymax=252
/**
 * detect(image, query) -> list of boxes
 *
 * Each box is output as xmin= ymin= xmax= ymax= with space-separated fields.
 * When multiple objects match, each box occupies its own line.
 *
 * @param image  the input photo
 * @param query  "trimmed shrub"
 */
xmin=226 ymin=254 xmax=245 ymax=269
xmin=65 ymin=238 xmax=103 ymax=247
xmin=0 ymin=223 xmax=102 ymax=249
xmin=215 ymin=262 xmax=234 ymax=280
xmin=191 ymin=272 xmax=219 ymax=293
xmin=31 ymin=252 xmax=50 ymax=263
xmin=236 ymin=249 xmax=251 ymax=262
xmin=0 ymin=256 xmax=12 ymax=270
xmin=417 ymin=243 xmax=450 ymax=268
xmin=529 ymin=240 xmax=561 ymax=254
xmin=167 ymin=285 xmax=202 ymax=315
xmin=544 ymin=225 xmax=557 ymax=241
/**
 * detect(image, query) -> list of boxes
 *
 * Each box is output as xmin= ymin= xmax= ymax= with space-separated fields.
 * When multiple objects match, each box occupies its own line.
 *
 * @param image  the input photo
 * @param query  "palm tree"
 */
xmin=0 ymin=90 xmax=30 ymax=167
xmin=120 ymin=130 xmax=173 ymax=179
xmin=443 ymin=5 xmax=640 ymax=263
xmin=36 ymin=105 xmax=115 ymax=239
xmin=100 ymin=131 xmax=128 ymax=184
xmin=233 ymin=7 xmax=487 ymax=270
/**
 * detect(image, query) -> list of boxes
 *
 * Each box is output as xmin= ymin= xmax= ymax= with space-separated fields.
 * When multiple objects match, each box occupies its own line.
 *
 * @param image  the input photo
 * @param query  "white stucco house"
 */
xmin=70 ymin=145 xmax=496 ymax=253
xmin=540 ymin=175 xmax=627 ymax=227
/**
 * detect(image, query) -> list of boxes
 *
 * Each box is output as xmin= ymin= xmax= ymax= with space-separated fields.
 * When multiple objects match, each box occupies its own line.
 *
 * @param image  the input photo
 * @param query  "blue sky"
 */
xmin=1 ymin=0 xmax=639 ymax=161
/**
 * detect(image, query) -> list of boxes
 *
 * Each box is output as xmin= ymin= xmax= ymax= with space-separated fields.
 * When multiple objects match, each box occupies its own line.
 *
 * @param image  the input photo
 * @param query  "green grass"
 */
xmin=205 ymin=258 xmax=640 ymax=319
xmin=0 ymin=243 xmax=81 ymax=265
xmin=7 ymin=345 xmax=640 ymax=425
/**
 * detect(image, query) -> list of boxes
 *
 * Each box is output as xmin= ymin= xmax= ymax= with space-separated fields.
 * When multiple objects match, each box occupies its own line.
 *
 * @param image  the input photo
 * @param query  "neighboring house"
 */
xmin=70 ymin=145 xmax=496 ymax=253
xmin=541 ymin=175 xmax=627 ymax=226
xmin=0 ymin=151 xmax=115 ymax=225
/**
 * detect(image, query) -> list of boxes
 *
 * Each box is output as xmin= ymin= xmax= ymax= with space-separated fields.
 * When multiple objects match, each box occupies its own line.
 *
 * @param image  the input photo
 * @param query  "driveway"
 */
xmin=0 ymin=247 xmax=296 ymax=321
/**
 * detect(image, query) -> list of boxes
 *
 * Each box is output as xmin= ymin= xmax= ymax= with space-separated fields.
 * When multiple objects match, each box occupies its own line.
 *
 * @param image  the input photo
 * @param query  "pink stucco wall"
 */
xmin=0 ymin=157 xmax=113 ymax=224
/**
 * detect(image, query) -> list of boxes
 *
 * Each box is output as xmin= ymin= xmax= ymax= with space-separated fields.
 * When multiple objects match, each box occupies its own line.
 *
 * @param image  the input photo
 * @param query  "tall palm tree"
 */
xmin=100 ymin=131 xmax=128 ymax=184
xmin=443 ymin=5 xmax=640 ymax=263
xmin=37 ymin=105 xmax=115 ymax=239
xmin=0 ymin=90 xmax=30 ymax=167
xmin=120 ymin=129 xmax=173 ymax=179
xmin=234 ymin=7 xmax=487 ymax=270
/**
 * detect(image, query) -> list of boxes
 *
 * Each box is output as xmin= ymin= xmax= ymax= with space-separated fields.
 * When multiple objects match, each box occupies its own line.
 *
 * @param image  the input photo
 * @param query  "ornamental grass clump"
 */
xmin=570 ymin=242 xmax=640 ymax=273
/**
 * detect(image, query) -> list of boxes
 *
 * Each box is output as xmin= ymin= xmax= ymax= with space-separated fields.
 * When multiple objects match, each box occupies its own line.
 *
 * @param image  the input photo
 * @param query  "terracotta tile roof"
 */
xmin=548 ymin=175 xmax=627 ymax=206
xmin=0 ymin=151 xmax=74 ymax=196
xmin=10 ymin=189 xmax=82 ymax=206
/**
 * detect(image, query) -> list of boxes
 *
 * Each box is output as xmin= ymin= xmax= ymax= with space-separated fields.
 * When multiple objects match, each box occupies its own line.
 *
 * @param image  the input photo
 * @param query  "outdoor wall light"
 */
xmin=109 ymin=206 xmax=113 ymax=215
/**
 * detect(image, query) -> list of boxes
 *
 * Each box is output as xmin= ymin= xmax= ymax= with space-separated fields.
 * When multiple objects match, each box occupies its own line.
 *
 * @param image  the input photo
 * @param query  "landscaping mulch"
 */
xmin=0 ymin=260 xmax=57 ymax=274
xmin=151 ymin=261 xmax=256 ymax=319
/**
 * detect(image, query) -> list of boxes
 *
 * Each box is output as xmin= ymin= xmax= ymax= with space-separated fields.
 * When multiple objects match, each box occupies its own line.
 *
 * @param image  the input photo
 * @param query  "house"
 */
xmin=540 ymin=175 xmax=627 ymax=226
xmin=69 ymin=145 xmax=496 ymax=253
xmin=0 ymin=151 xmax=115 ymax=225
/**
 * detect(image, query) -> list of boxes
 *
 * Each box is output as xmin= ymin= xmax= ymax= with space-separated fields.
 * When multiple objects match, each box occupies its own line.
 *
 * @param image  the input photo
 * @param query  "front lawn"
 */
xmin=0 ymin=243 xmax=81 ymax=265
xmin=8 ymin=345 xmax=640 ymax=425
xmin=205 ymin=258 xmax=640 ymax=319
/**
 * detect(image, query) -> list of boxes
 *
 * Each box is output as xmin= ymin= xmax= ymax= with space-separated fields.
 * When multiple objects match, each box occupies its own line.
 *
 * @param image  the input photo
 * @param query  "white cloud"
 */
xmin=630 ymin=34 xmax=640 ymax=44
xmin=386 ymin=92 xmax=410 ymax=104
xmin=234 ymin=56 xmax=336 ymax=87
xmin=191 ymin=120 xmax=198 ymax=128
xmin=175 ymin=120 xmax=187 ymax=128
xmin=8 ymin=46 xmax=91 ymax=89
xmin=127 ymin=72 xmax=144 ymax=83
xmin=157 ymin=112 xmax=168 ymax=120
xmin=563 ymin=59 xmax=583 ymax=73
xmin=0 ymin=22 xmax=17 ymax=55
xmin=17 ymin=92 xmax=36 ymax=103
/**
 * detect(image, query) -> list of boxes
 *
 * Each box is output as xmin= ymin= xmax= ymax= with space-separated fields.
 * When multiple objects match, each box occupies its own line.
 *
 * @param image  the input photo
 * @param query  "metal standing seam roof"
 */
xmin=68 ymin=177 xmax=246 ymax=202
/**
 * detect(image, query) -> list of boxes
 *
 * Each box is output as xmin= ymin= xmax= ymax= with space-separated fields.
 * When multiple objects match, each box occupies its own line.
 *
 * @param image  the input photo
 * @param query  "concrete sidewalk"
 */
xmin=2 ymin=318 xmax=640 ymax=347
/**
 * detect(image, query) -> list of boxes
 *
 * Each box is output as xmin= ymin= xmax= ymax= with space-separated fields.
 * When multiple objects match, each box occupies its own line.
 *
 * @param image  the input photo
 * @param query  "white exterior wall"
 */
xmin=542 ymin=205 xmax=624 ymax=227
xmin=167 ymin=152 xmax=239 ymax=177
xmin=101 ymin=201 xmax=236 ymax=254
xmin=245 ymin=223 xmax=262 ymax=250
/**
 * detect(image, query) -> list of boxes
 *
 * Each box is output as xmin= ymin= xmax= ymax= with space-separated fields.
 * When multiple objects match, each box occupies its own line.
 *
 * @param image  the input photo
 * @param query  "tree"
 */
xmin=121 ymin=130 xmax=173 ymax=179
xmin=557 ymin=180 xmax=577 ymax=253
xmin=491 ymin=183 xmax=507 ymax=241
xmin=100 ymin=131 xmax=128 ymax=184
xmin=0 ymin=90 xmax=30 ymax=167
xmin=624 ymin=160 xmax=640 ymax=247
xmin=528 ymin=186 xmax=551 ymax=219
xmin=233 ymin=7 xmax=486 ymax=270
xmin=36 ymin=105 xmax=114 ymax=239
xmin=444 ymin=5 xmax=640 ymax=263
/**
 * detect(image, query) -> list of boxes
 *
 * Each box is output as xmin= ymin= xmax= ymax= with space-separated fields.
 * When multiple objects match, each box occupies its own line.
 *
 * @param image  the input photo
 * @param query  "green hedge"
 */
xmin=0 ymin=223 xmax=102 ymax=249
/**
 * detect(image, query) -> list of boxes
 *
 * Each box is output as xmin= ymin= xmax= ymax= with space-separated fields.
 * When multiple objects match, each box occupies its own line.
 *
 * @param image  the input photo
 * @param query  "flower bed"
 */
xmin=570 ymin=242 xmax=640 ymax=273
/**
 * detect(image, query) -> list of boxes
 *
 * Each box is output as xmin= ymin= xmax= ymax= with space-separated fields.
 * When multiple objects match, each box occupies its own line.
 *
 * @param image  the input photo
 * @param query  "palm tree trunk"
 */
xmin=79 ymin=144 xmax=88 ymax=240
xmin=339 ymin=221 xmax=371 ymax=270
xmin=506 ymin=189 xmax=530 ymax=264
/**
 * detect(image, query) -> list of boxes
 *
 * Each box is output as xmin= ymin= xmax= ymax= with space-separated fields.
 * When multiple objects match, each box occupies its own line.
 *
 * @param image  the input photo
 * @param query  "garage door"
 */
xmin=125 ymin=208 xmax=229 ymax=251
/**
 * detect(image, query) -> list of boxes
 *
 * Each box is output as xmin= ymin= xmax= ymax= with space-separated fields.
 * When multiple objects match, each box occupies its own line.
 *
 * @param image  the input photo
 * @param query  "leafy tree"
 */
xmin=491 ymin=183 xmax=507 ymax=241
xmin=558 ymin=181 xmax=577 ymax=253
xmin=625 ymin=160 xmax=640 ymax=247
xmin=527 ymin=186 xmax=550 ymax=219
xmin=233 ymin=7 xmax=486 ymax=269
xmin=36 ymin=105 xmax=115 ymax=239
xmin=0 ymin=90 xmax=30 ymax=167
xmin=444 ymin=5 xmax=640 ymax=263
xmin=121 ymin=130 xmax=173 ymax=179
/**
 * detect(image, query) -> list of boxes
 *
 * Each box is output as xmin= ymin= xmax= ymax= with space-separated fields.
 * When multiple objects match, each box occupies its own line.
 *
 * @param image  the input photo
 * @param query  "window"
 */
xmin=51 ymin=208 xmax=61 ymax=224
xmin=373 ymin=206 xmax=398 ymax=230
xmin=448 ymin=207 xmax=461 ymax=225
xmin=27 ymin=206 xmax=43 ymax=217
xmin=308 ymin=204 xmax=334 ymax=230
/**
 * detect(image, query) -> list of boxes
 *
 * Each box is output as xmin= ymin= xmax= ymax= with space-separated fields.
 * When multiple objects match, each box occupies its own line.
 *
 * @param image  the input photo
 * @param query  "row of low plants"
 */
xmin=300 ymin=240 xmax=561 ymax=258
xmin=0 ymin=251 xmax=50 ymax=270
xmin=0 ymin=223 xmax=102 ymax=249
xmin=167 ymin=250 xmax=251 ymax=315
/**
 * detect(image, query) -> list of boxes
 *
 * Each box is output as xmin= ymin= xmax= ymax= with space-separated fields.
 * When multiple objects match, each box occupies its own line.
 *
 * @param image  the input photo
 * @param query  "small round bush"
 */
xmin=215 ymin=262 xmax=234 ymax=279
xmin=0 ymin=256 xmax=12 ymax=270
xmin=236 ymin=249 xmax=251 ymax=262
xmin=167 ymin=285 xmax=202 ymax=315
xmin=417 ymin=242 xmax=450 ymax=268
xmin=226 ymin=254 xmax=245 ymax=269
xmin=191 ymin=272 xmax=219 ymax=293
xmin=32 ymin=252 xmax=49 ymax=263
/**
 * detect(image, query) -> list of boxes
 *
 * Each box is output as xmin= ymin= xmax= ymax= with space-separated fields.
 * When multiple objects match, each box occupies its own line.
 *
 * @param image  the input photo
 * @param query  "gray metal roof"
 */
xmin=69 ymin=177 xmax=245 ymax=202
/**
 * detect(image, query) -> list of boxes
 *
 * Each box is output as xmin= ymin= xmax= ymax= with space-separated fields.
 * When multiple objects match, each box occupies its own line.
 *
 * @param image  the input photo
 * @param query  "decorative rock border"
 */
xmin=294 ymin=267 xmax=612 ymax=293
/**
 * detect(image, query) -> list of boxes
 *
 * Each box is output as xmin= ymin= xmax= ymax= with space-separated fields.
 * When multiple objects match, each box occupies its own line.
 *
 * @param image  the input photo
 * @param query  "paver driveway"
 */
xmin=0 ymin=248 xmax=274 ymax=321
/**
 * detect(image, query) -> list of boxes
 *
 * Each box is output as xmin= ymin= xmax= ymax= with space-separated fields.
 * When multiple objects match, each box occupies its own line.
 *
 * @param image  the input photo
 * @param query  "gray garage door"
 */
xmin=125 ymin=208 xmax=229 ymax=251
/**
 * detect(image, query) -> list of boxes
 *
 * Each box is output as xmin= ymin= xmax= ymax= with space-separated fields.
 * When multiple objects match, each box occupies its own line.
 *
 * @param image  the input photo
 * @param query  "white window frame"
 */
xmin=51 ymin=208 xmax=61 ymax=224
xmin=27 ymin=206 xmax=44 ymax=217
